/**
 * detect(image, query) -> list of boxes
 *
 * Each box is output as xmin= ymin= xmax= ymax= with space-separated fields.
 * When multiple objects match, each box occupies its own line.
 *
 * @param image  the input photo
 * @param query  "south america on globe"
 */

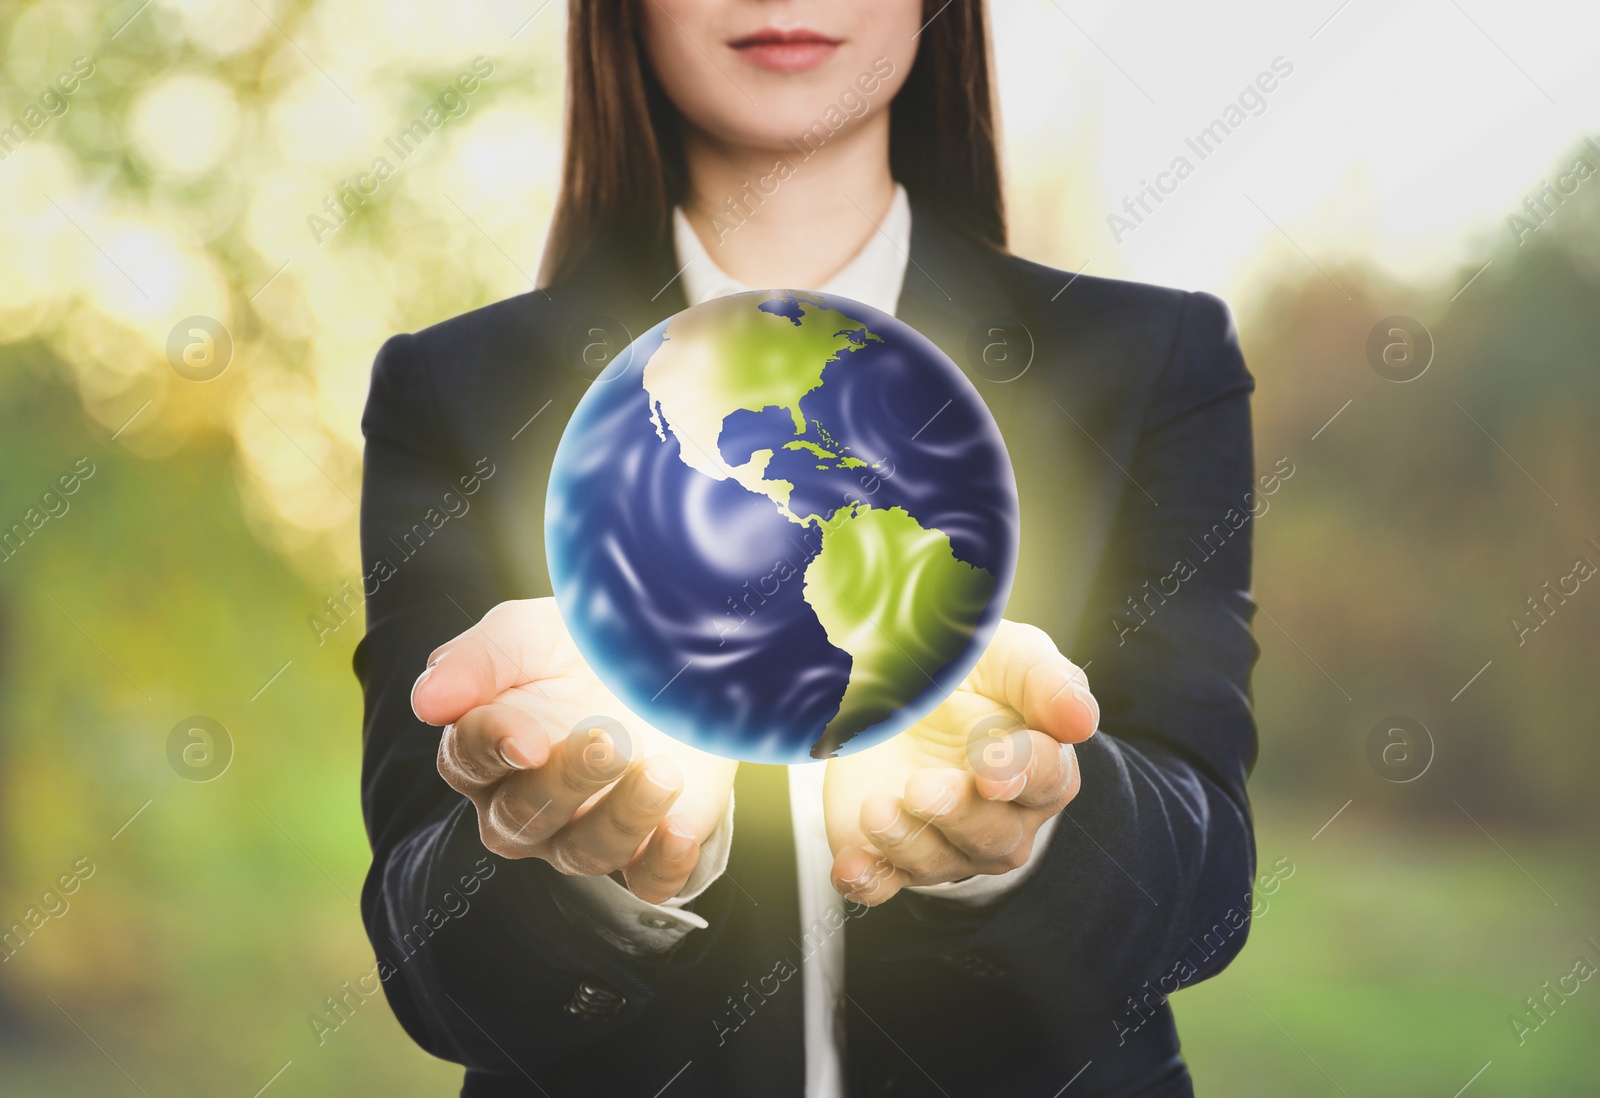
xmin=546 ymin=290 xmax=1018 ymax=763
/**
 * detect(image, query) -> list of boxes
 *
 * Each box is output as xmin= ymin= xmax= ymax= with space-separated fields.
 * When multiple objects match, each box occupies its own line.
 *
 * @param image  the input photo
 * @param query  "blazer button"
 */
xmin=564 ymin=980 xmax=626 ymax=1019
xmin=640 ymin=913 xmax=678 ymax=930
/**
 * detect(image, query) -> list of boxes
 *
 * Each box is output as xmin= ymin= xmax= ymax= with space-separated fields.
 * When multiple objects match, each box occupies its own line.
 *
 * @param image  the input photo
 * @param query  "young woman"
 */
xmin=358 ymin=2 xmax=1259 ymax=1095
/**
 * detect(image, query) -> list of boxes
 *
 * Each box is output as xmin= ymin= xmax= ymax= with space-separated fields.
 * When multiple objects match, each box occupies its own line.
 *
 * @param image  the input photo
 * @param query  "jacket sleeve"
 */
xmin=354 ymin=332 xmax=739 ymax=1075
xmin=882 ymin=291 xmax=1261 ymax=1016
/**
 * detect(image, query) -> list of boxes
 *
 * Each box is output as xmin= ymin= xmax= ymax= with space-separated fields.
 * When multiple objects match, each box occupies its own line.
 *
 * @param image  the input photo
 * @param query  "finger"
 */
xmin=480 ymin=722 xmax=632 ymax=856
xmin=546 ymin=756 xmax=684 ymax=876
xmin=624 ymin=750 xmax=736 ymax=899
xmin=412 ymin=599 xmax=568 ymax=726
xmin=976 ymin=733 xmax=1080 ymax=814
xmin=437 ymin=702 xmax=552 ymax=795
xmin=859 ymin=793 xmax=972 ymax=884
xmin=831 ymin=844 xmax=908 ymax=907
xmin=972 ymin=621 xmax=1099 ymax=744
xmin=903 ymin=768 xmax=1027 ymax=864
xmin=622 ymin=818 xmax=703 ymax=904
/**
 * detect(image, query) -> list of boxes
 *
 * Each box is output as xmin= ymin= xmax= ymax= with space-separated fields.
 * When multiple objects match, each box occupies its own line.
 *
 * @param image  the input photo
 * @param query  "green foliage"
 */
xmin=1241 ymin=147 xmax=1600 ymax=831
xmin=1176 ymin=797 xmax=1600 ymax=1097
xmin=0 ymin=350 xmax=457 ymax=1093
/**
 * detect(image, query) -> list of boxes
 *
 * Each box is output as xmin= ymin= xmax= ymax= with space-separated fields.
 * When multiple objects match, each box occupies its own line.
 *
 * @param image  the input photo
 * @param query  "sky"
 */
xmin=989 ymin=0 xmax=1600 ymax=298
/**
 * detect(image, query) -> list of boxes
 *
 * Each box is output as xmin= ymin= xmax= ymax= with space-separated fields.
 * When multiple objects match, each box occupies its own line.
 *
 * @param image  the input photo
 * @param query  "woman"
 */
xmin=358 ymin=2 xmax=1260 ymax=1095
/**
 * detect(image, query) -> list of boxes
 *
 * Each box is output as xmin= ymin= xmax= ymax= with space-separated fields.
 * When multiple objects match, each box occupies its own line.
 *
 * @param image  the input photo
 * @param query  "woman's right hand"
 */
xmin=412 ymin=598 xmax=737 ymax=904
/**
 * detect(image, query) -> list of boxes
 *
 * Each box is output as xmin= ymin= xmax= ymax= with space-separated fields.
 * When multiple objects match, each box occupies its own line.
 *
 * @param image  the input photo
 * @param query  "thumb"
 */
xmin=411 ymin=598 xmax=565 ymax=726
xmin=973 ymin=620 xmax=1098 ymax=744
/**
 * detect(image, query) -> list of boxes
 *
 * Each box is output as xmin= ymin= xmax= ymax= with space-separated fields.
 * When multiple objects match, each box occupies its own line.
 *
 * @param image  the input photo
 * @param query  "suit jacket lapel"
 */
xmin=895 ymin=205 xmax=1028 ymax=439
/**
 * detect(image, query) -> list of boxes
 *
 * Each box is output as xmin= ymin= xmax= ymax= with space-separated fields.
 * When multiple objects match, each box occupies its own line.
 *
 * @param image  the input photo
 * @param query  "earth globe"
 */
xmin=546 ymin=289 xmax=1018 ymax=764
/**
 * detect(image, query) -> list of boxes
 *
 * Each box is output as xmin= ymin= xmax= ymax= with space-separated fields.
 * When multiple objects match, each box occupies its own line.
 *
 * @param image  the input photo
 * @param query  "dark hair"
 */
xmin=538 ymin=0 xmax=1005 ymax=287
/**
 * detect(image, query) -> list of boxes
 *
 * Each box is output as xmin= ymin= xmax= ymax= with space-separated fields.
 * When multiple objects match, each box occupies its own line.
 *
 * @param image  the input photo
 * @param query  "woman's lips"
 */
xmin=728 ymin=28 xmax=843 ymax=73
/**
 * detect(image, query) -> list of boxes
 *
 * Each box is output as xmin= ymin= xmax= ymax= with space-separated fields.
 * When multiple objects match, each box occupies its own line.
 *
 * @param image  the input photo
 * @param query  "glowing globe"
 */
xmin=546 ymin=290 xmax=1018 ymax=763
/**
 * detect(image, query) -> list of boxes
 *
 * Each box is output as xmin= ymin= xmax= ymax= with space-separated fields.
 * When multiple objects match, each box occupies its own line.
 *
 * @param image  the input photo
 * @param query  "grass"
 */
xmin=2 ymin=788 xmax=1594 ymax=1095
xmin=1176 ymin=797 xmax=1599 ymax=1097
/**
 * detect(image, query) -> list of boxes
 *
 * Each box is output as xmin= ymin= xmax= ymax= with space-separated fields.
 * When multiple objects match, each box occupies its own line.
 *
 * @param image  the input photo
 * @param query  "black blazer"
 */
xmin=356 ymin=206 xmax=1260 ymax=1098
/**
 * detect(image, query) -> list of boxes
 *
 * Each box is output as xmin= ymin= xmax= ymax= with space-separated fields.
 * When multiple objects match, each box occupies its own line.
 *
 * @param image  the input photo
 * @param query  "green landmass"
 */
xmin=800 ymin=504 xmax=996 ymax=757
xmin=642 ymin=293 xmax=880 ymax=520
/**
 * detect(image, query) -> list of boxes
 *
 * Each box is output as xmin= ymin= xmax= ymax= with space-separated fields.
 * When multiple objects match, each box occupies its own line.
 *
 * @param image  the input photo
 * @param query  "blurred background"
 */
xmin=1 ymin=0 xmax=1596 ymax=1094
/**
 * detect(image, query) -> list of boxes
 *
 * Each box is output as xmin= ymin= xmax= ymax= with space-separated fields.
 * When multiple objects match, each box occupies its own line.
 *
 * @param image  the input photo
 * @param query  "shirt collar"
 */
xmin=672 ymin=183 xmax=912 ymax=317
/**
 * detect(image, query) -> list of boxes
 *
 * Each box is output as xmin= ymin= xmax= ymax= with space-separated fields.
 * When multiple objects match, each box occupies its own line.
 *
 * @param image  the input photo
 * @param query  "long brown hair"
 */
xmin=538 ymin=0 xmax=1005 ymax=288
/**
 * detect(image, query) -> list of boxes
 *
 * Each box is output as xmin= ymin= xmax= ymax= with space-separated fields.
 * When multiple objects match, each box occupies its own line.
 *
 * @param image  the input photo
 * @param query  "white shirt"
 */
xmin=558 ymin=184 xmax=1059 ymax=1097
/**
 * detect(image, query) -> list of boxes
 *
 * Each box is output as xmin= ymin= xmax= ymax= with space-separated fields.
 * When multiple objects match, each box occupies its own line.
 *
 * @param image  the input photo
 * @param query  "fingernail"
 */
xmin=427 ymin=649 xmax=450 ymax=669
xmin=497 ymin=737 xmax=533 ymax=770
xmin=659 ymin=824 xmax=695 ymax=861
xmin=841 ymin=865 xmax=874 ymax=890
xmin=1071 ymin=680 xmax=1100 ymax=728
xmin=990 ymin=772 xmax=1027 ymax=801
xmin=912 ymin=778 xmax=962 ymax=819
xmin=410 ymin=666 xmax=433 ymax=711
xmin=634 ymin=763 xmax=680 ymax=810
xmin=868 ymin=810 xmax=911 ymax=844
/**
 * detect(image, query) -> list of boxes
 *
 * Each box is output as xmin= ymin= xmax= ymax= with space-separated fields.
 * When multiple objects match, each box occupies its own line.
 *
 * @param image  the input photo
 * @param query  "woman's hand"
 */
xmin=823 ymin=621 xmax=1098 ymax=906
xmin=412 ymin=598 xmax=737 ymax=904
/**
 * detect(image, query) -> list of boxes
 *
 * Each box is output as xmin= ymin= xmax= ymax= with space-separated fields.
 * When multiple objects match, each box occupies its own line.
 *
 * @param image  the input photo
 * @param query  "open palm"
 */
xmin=823 ymin=621 xmax=1098 ymax=905
xmin=415 ymin=599 xmax=737 ymax=903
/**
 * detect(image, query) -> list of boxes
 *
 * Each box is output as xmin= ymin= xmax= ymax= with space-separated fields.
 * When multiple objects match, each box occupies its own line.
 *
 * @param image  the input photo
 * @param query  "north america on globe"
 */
xmin=546 ymin=290 xmax=1018 ymax=764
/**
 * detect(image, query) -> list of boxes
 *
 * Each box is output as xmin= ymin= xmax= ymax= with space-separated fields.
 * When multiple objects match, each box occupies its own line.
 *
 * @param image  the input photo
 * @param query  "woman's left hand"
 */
xmin=824 ymin=620 xmax=1099 ymax=906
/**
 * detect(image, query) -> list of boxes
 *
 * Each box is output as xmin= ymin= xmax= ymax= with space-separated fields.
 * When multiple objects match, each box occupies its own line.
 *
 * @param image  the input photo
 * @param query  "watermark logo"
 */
xmin=167 ymin=715 xmax=233 ymax=782
xmin=166 ymin=316 xmax=233 ymax=382
xmin=565 ymin=715 xmax=633 ymax=775
xmin=0 ymin=57 xmax=95 ymax=163
xmin=965 ymin=316 xmax=1034 ymax=384
xmin=563 ymin=315 xmax=634 ymax=383
xmin=1365 ymin=715 xmax=1432 ymax=783
xmin=0 ymin=856 xmax=95 ymax=963
xmin=1106 ymin=56 xmax=1295 ymax=243
xmin=1365 ymin=316 xmax=1433 ymax=383
xmin=966 ymin=713 xmax=1031 ymax=782
xmin=308 ymin=458 xmax=497 ymax=646
xmin=1 ymin=457 xmax=96 ymax=564
xmin=307 ymin=57 xmax=495 ymax=244
xmin=704 ymin=58 xmax=896 ymax=246
xmin=1510 ymin=539 xmax=1598 ymax=647
xmin=1509 ymin=937 xmax=1599 ymax=1047
xmin=1507 ymin=142 xmax=1598 ymax=246
xmin=1113 ymin=457 xmax=1295 ymax=645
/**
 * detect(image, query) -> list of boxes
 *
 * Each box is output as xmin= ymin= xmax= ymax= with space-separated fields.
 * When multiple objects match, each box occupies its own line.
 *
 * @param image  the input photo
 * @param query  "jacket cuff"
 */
xmin=548 ymin=792 xmax=736 ymax=957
